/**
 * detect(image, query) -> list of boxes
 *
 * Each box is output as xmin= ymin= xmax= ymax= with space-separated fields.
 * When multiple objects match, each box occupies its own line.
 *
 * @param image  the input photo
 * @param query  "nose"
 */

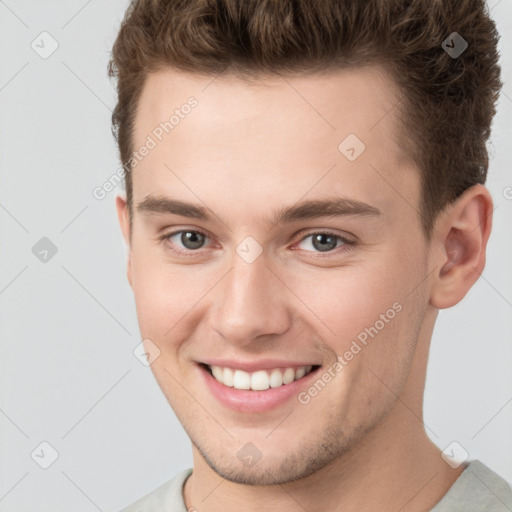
xmin=209 ymin=251 xmax=292 ymax=347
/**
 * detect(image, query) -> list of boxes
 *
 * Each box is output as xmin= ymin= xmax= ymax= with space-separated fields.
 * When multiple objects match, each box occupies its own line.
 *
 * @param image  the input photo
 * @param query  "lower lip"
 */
xmin=199 ymin=364 xmax=320 ymax=413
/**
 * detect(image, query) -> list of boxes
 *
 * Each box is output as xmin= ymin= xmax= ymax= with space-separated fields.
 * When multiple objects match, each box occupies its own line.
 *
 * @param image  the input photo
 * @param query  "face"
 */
xmin=117 ymin=66 xmax=433 ymax=485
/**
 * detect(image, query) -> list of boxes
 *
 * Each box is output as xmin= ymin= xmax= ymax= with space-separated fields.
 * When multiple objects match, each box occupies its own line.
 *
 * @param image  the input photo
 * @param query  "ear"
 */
xmin=115 ymin=194 xmax=133 ymax=288
xmin=429 ymin=184 xmax=493 ymax=309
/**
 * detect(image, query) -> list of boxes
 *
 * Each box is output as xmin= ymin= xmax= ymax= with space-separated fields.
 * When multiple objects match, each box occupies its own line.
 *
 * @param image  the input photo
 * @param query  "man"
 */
xmin=110 ymin=0 xmax=511 ymax=510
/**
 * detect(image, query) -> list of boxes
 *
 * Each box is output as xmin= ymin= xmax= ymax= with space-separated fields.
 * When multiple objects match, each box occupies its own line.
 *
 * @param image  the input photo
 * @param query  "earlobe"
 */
xmin=115 ymin=195 xmax=133 ymax=288
xmin=429 ymin=185 xmax=493 ymax=309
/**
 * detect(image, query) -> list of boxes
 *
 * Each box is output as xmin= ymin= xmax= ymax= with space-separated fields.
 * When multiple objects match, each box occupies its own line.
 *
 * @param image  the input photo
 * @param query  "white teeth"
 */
xmin=269 ymin=368 xmax=283 ymax=388
xmin=211 ymin=365 xmax=223 ymax=382
xmin=282 ymin=368 xmax=295 ymax=385
xmin=251 ymin=370 xmax=270 ymax=391
xmin=208 ymin=364 xmax=315 ymax=390
xmin=295 ymin=367 xmax=306 ymax=380
xmin=223 ymin=367 xmax=234 ymax=387
xmin=233 ymin=369 xmax=251 ymax=389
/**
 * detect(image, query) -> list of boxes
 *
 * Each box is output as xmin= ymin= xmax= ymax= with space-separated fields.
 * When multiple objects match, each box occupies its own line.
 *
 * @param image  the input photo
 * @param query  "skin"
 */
xmin=116 ymin=65 xmax=493 ymax=511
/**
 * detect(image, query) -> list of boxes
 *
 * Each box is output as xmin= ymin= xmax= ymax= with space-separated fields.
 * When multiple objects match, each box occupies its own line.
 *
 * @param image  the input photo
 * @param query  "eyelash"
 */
xmin=158 ymin=228 xmax=356 ymax=258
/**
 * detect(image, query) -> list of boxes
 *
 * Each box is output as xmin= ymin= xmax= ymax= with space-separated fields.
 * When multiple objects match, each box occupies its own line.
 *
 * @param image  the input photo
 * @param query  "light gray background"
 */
xmin=0 ymin=1 xmax=511 ymax=510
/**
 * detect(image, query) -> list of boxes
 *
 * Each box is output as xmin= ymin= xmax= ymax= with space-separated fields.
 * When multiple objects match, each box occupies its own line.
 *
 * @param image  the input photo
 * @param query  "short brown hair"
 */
xmin=109 ymin=0 xmax=502 ymax=236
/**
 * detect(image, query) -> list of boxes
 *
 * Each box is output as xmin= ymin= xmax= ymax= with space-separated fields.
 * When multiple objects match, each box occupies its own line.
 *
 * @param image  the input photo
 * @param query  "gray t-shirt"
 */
xmin=119 ymin=460 xmax=512 ymax=511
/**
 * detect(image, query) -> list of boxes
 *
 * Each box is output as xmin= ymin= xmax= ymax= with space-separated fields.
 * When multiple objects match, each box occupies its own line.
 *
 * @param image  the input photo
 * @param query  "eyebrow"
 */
xmin=136 ymin=195 xmax=381 ymax=225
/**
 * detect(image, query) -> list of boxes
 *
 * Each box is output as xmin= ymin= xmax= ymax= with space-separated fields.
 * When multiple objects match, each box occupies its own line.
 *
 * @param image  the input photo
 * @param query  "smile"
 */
xmin=205 ymin=364 xmax=317 ymax=391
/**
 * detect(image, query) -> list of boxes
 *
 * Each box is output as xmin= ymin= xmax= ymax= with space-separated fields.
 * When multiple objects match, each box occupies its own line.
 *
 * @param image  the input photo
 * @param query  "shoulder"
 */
xmin=118 ymin=468 xmax=193 ymax=512
xmin=432 ymin=460 xmax=512 ymax=512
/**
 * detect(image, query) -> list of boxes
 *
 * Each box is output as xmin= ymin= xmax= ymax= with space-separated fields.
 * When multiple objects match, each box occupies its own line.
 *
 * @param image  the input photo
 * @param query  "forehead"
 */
xmin=131 ymin=66 xmax=419 ymax=226
xmin=135 ymin=66 xmax=405 ymax=147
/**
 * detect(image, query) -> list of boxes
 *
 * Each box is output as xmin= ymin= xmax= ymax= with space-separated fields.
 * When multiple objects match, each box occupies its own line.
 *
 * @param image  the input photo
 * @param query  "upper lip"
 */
xmin=200 ymin=358 xmax=320 ymax=372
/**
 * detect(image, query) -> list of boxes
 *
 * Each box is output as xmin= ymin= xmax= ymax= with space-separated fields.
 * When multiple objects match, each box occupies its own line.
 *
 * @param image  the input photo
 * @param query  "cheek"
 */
xmin=130 ymin=247 xmax=216 ymax=340
xmin=286 ymin=251 xmax=423 ymax=384
xmin=289 ymin=265 xmax=405 ymax=343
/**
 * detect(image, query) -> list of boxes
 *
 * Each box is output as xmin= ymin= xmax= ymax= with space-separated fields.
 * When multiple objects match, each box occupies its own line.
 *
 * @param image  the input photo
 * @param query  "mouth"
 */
xmin=201 ymin=363 xmax=320 ymax=391
xmin=197 ymin=358 xmax=323 ymax=412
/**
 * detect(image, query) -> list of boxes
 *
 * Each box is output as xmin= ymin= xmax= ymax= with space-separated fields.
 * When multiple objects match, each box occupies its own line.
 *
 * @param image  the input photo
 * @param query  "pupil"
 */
xmin=182 ymin=231 xmax=204 ymax=249
xmin=312 ymin=234 xmax=337 ymax=252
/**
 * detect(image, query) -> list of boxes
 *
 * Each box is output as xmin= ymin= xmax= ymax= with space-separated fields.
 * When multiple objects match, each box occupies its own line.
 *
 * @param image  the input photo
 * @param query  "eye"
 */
xmin=161 ymin=229 xmax=210 ymax=253
xmin=159 ymin=228 xmax=354 ymax=258
xmin=296 ymin=232 xmax=352 ymax=253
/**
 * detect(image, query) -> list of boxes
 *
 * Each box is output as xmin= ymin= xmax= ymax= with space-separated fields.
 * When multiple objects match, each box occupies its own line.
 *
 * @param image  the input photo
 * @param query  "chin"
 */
xmin=194 ymin=432 xmax=353 ymax=486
